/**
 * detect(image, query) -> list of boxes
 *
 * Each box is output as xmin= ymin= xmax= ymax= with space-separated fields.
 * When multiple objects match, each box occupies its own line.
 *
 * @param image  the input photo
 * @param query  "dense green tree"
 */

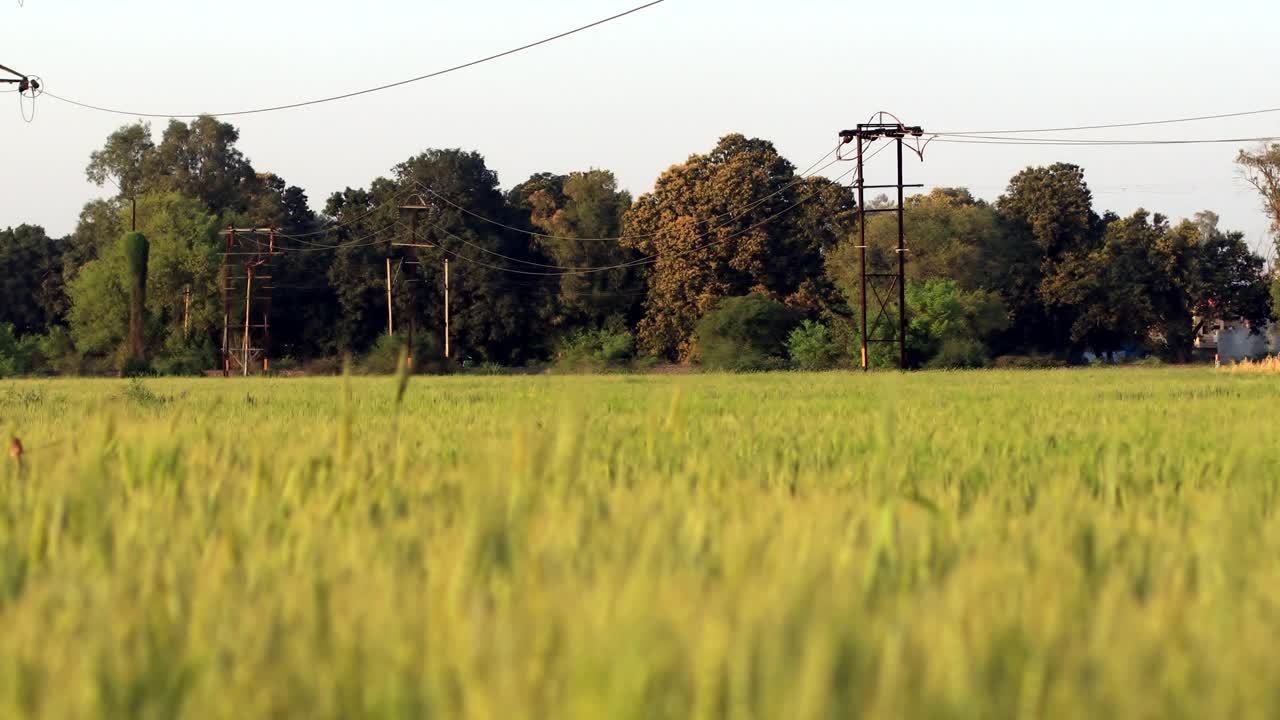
xmin=906 ymin=279 xmax=1009 ymax=368
xmin=154 ymin=117 xmax=259 ymax=215
xmin=0 ymin=225 xmax=68 ymax=336
xmin=510 ymin=169 xmax=642 ymax=331
xmin=325 ymin=150 xmax=551 ymax=364
xmin=625 ymin=134 xmax=854 ymax=360
xmin=66 ymin=193 xmax=220 ymax=366
xmin=695 ymin=294 xmax=801 ymax=371
xmin=994 ymin=164 xmax=1103 ymax=354
xmin=123 ymin=232 xmax=150 ymax=364
xmin=65 ymin=199 xmax=124 ymax=283
xmin=86 ymin=122 xmax=157 ymax=230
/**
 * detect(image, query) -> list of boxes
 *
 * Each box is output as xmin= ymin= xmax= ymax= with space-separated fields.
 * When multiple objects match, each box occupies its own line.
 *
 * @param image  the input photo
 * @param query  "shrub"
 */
xmin=0 ymin=323 xmax=24 ymax=377
xmin=697 ymin=295 xmax=801 ymax=372
xmin=363 ymin=335 xmax=408 ymax=375
xmin=36 ymin=327 xmax=80 ymax=375
xmin=787 ymin=321 xmax=841 ymax=370
xmin=927 ymin=338 xmax=990 ymax=370
xmin=304 ymin=356 xmax=345 ymax=376
xmin=154 ymin=334 xmax=215 ymax=376
xmin=992 ymin=354 xmax=1069 ymax=370
xmin=555 ymin=326 xmax=636 ymax=372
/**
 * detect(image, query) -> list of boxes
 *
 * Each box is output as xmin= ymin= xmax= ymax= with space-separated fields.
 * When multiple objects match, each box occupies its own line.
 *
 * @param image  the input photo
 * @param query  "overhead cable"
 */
xmin=43 ymin=1 xmax=666 ymax=119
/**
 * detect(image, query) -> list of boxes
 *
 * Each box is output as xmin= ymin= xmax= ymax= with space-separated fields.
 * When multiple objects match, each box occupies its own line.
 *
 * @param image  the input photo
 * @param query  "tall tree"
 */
xmin=1238 ymin=144 xmax=1280 ymax=318
xmin=66 ymin=193 xmax=220 ymax=365
xmin=154 ymin=117 xmax=259 ymax=215
xmin=1238 ymin=144 xmax=1280 ymax=246
xmin=995 ymin=163 xmax=1103 ymax=354
xmin=510 ymin=169 xmax=643 ymax=332
xmin=624 ymin=134 xmax=853 ymax=360
xmin=325 ymin=150 xmax=551 ymax=364
xmin=0 ymin=225 xmax=68 ymax=336
xmin=123 ymin=232 xmax=150 ymax=364
xmin=86 ymin=122 xmax=157 ymax=231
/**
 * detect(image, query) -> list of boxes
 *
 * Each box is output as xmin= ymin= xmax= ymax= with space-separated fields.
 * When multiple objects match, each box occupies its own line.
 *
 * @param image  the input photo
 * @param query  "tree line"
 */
xmin=1 ymin=118 xmax=1277 ymax=375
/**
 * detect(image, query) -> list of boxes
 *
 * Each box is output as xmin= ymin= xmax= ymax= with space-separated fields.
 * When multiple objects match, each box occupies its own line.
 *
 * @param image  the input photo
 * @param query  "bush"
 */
xmin=787 ymin=320 xmax=841 ymax=370
xmin=0 ymin=325 xmax=19 ymax=378
xmin=36 ymin=327 xmax=81 ymax=375
xmin=555 ymin=326 xmax=636 ymax=372
xmin=154 ymin=334 xmax=215 ymax=376
xmin=927 ymin=338 xmax=990 ymax=369
xmin=304 ymin=356 xmax=345 ymax=376
xmin=120 ymin=358 xmax=155 ymax=378
xmin=992 ymin=354 xmax=1069 ymax=370
xmin=697 ymin=294 xmax=802 ymax=372
xmin=363 ymin=335 xmax=408 ymax=375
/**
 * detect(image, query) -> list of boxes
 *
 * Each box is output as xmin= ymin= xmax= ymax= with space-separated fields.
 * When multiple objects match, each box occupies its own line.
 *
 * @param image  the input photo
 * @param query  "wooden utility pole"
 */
xmin=386 ymin=257 xmax=395 ymax=337
xmin=444 ymin=258 xmax=451 ymax=360
xmin=242 ymin=266 xmax=253 ymax=377
xmin=183 ymin=285 xmax=192 ymax=337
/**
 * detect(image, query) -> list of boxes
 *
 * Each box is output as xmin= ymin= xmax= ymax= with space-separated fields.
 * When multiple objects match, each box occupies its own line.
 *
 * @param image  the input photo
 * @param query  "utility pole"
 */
xmin=398 ymin=194 xmax=456 ymax=361
xmin=220 ymin=227 xmax=277 ymax=377
xmin=242 ymin=266 xmax=254 ymax=377
xmin=838 ymin=116 xmax=926 ymax=371
xmin=444 ymin=258 xmax=451 ymax=360
xmin=386 ymin=257 xmax=395 ymax=337
xmin=183 ymin=285 xmax=191 ymax=337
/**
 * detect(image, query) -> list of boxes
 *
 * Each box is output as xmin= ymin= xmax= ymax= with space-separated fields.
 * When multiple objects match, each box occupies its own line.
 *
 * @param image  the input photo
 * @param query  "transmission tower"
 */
xmin=220 ymin=228 xmax=278 ymax=376
xmin=838 ymin=116 xmax=926 ymax=371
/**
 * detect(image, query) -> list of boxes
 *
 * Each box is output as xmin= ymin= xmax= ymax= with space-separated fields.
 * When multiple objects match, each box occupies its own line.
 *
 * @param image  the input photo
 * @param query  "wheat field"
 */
xmin=1 ymin=369 xmax=1278 ymax=719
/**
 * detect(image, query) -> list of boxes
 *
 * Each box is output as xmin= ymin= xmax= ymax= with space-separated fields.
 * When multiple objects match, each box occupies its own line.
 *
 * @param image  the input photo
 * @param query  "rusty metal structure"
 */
xmin=220 ymin=228 xmax=278 ymax=376
xmin=839 ymin=114 xmax=926 ymax=371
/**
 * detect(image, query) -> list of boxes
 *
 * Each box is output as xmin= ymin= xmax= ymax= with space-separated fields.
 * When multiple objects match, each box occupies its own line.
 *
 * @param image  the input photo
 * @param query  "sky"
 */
xmin=2 ymin=0 xmax=1279 ymax=259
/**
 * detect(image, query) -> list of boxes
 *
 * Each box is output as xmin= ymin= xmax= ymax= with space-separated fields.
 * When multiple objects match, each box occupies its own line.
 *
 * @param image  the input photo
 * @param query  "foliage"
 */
xmin=906 ymin=280 xmax=1008 ymax=368
xmin=67 ymin=194 xmax=220 ymax=368
xmin=992 ymin=354 xmax=1070 ymax=369
xmin=510 ymin=170 xmax=643 ymax=330
xmin=624 ymin=135 xmax=853 ymax=360
xmin=786 ymin=320 xmax=840 ymax=370
xmin=554 ymin=321 xmax=636 ymax=372
xmin=1237 ymin=143 xmax=1280 ymax=246
xmin=363 ymin=335 xmax=410 ymax=375
xmin=123 ymin=232 xmax=151 ymax=364
xmin=0 ymin=225 xmax=68 ymax=336
xmin=154 ymin=333 xmax=215 ymax=377
xmin=696 ymin=294 xmax=801 ymax=371
xmin=17 ymin=123 xmax=1280 ymax=373
xmin=0 ymin=324 xmax=23 ymax=377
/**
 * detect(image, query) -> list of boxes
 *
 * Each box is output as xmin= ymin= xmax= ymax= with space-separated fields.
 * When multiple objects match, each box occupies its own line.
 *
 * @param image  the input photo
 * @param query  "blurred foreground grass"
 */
xmin=1 ymin=369 xmax=1279 ymax=719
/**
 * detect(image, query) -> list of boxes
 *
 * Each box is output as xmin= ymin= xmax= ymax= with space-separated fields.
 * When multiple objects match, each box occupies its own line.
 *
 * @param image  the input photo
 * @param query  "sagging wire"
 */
xmin=43 ymin=0 xmax=667 ymax=119
xmin=414 ymin=143 xmax=845 ymax=244
xmin=407 ymin=162 xmax=861 ymax=278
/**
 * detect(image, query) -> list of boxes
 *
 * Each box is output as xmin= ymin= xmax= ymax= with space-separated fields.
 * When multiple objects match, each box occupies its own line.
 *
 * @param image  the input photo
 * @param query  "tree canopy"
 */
xmin=2 ymin=121 xmax=1273 ymax=373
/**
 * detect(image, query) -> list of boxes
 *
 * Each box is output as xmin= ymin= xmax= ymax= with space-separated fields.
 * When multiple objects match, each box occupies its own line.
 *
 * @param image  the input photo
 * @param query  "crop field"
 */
xmin=1 ymin=369 xmax=1279 ymax=718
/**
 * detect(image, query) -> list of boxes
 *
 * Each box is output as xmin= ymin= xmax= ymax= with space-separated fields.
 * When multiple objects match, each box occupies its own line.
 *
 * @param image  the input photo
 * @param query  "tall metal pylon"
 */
xmin=838 ymin=116 xmax=926 ymax=371
xmin=220 ymin=228 xmax=279 ymax=376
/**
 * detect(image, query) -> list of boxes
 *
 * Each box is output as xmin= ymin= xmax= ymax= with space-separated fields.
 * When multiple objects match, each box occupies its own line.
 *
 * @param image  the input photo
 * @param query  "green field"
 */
xmin=1 ymin=369 xmax=1279 ymax=719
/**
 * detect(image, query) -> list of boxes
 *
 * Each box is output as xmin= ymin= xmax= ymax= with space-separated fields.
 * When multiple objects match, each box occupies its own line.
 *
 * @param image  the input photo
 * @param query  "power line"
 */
xmin=409 ymin=162 xmax=862 ymax=277
xmin=396 ymin=149 xmax=873 ymax=273
xmin=415 ymin=144 xmax=845 ymax=243
xmin=932 ymin=134 xmax=1280 ymax=147
xmin=43 ymin=1 xmax=666 ymax=119
xmin=277 ymin=185 xmax=419 ymax=240
xmin=935 ymin=105 xmax=1280 ymax=136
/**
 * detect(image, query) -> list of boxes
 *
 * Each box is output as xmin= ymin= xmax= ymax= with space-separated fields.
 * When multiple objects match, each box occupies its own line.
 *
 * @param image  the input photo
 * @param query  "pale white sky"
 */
xmin=3 ymin=0 xmax=1278 ymax=258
